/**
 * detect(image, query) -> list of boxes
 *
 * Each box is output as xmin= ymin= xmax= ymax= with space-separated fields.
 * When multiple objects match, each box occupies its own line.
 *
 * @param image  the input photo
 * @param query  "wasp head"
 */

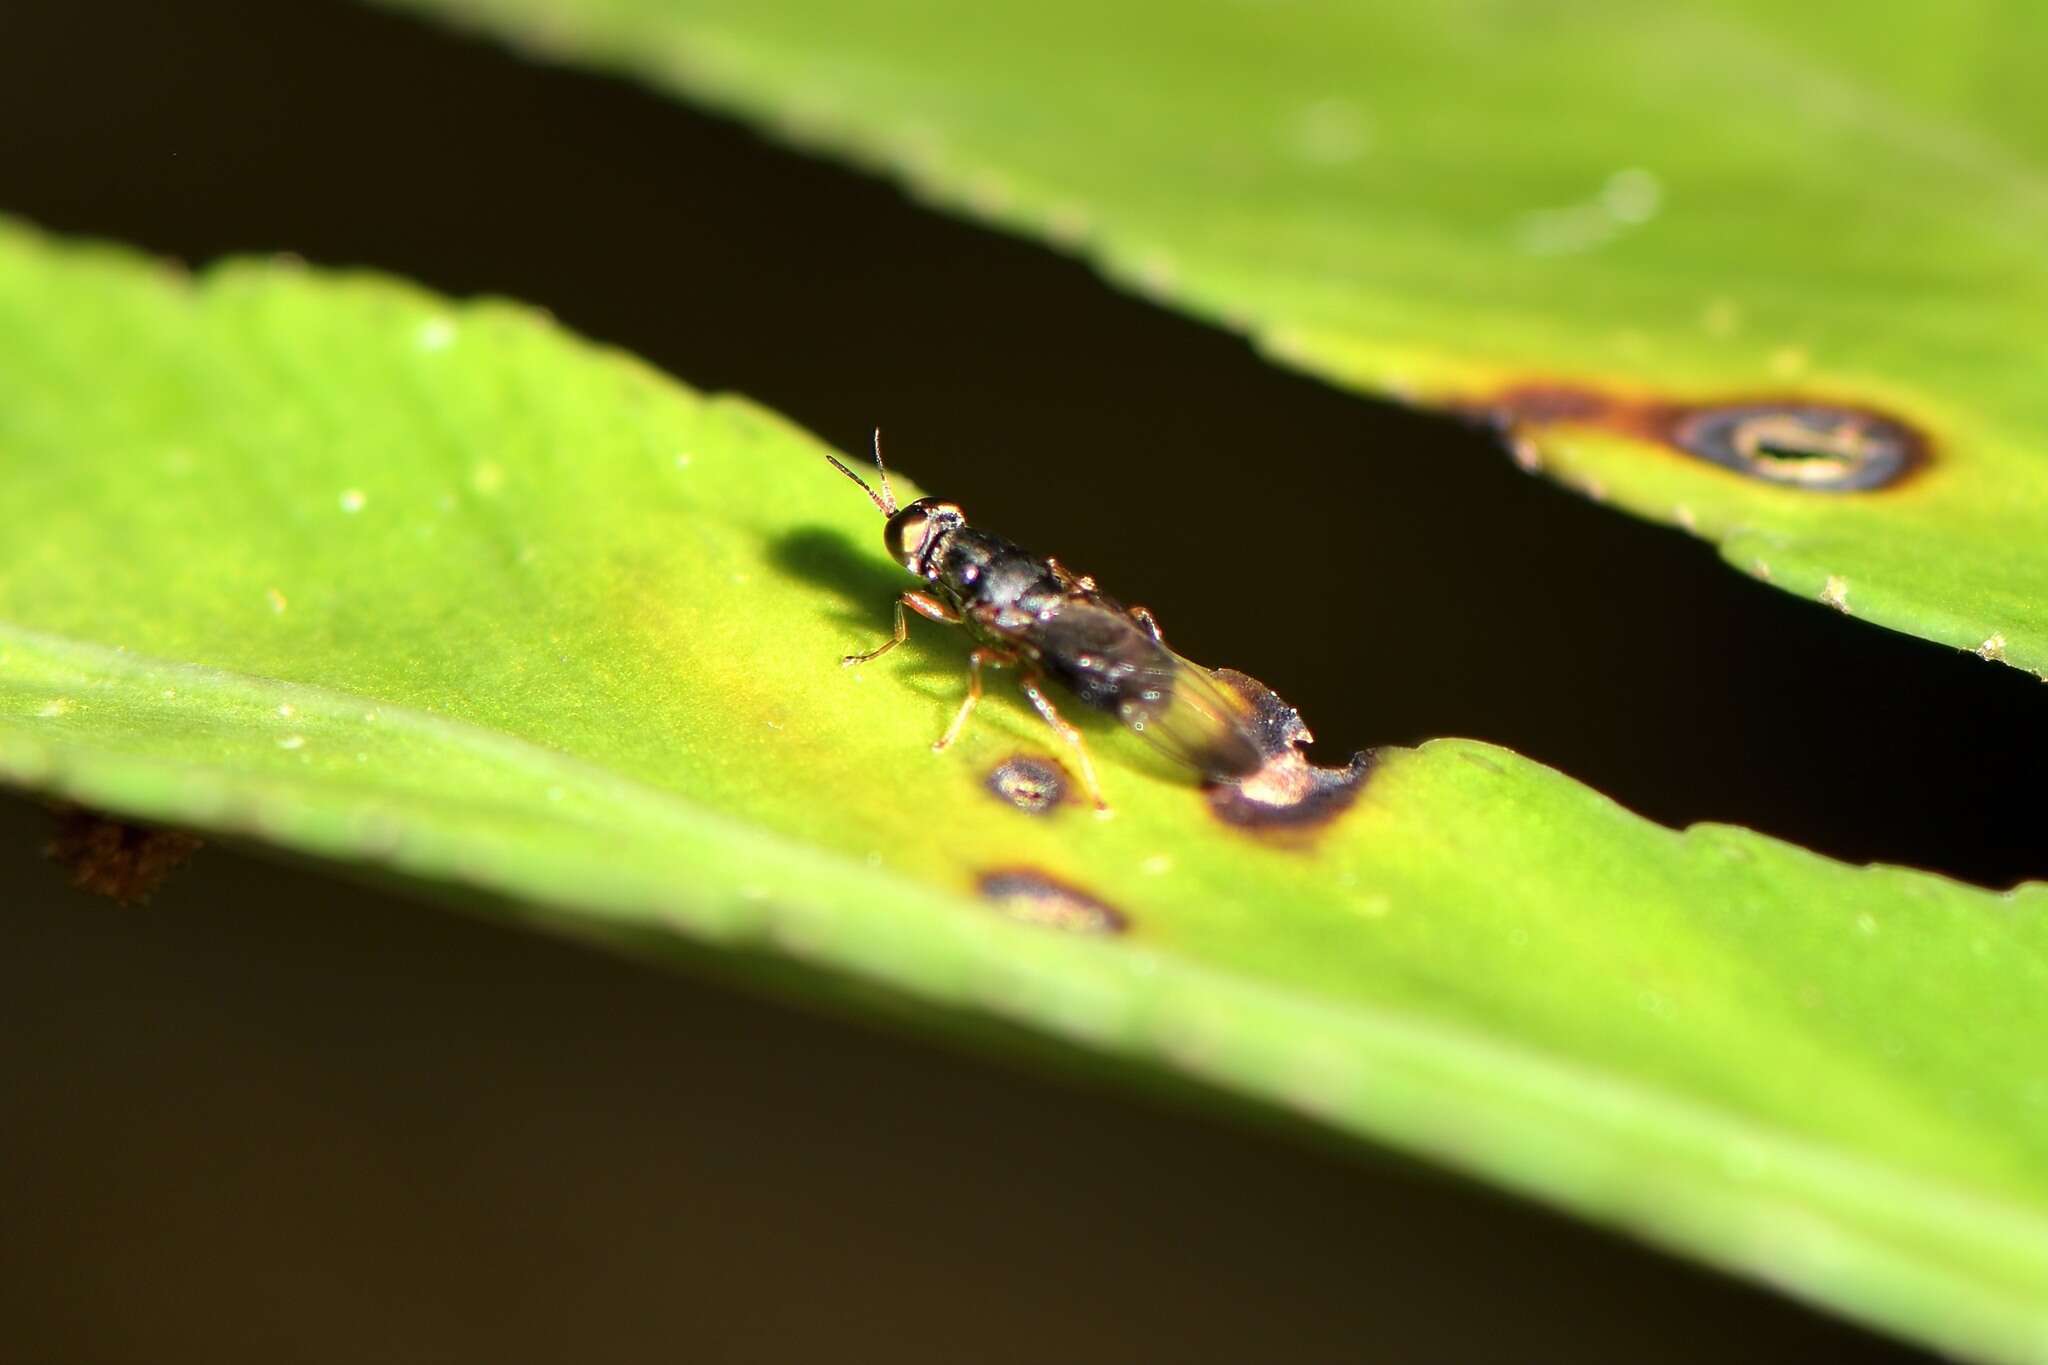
xmin=884 ymin=497 xmax=965 ymax=575
xmin=825 ymin=434 xmax=962 ymax=574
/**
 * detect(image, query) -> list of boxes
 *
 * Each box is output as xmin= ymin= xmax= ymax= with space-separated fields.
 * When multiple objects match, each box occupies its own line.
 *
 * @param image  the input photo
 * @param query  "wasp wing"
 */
xmin=1027 ymin=600 xmax=1266 ymax=781
xmin=1115 ymin=649 xmax=1269 ymax=781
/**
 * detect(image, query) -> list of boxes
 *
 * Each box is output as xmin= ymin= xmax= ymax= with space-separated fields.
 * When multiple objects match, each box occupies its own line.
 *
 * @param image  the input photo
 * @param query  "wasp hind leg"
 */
xmin=935 ymin=646 xmax=1018 ymax=752
xmin=842 ymin=591 xmax=960 ymax=665
xmin=1019 ymin=670 xmax=1110 ymax=814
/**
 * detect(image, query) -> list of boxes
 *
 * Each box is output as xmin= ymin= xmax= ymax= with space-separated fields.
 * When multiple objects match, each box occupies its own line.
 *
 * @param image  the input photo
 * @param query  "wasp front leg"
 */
xmin=842 ymin=591 xmax=959 ymax=665
xmin=1019 ymin=670 xmax=1110 ymax=813
xmin=935 ymin=646 xmax=1018 ymax=751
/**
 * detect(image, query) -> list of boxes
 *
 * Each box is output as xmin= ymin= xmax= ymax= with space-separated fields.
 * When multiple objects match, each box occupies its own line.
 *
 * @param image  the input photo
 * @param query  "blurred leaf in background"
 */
xmin=383 ymin=0 xmax=2048 ymax=674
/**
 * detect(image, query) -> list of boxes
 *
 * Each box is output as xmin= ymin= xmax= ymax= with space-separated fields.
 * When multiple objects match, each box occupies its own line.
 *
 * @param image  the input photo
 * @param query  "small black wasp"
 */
xmin=827 ymin=435 xmax=1266 ymax=811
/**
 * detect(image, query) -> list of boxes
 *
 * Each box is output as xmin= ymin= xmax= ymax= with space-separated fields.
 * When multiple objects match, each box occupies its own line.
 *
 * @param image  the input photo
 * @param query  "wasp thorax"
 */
xmin=884 ymin=497 xmax=965 ymax=573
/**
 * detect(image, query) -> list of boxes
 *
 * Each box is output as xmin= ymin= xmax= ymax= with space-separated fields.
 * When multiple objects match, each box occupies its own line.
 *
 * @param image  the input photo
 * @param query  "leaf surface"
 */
xmin=2 ymin=221 xmax=2046 ymax=1359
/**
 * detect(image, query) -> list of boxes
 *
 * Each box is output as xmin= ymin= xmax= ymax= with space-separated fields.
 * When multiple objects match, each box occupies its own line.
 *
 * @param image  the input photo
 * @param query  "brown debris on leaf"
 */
xmin=45 ymin=806 xmax=204 ymax=905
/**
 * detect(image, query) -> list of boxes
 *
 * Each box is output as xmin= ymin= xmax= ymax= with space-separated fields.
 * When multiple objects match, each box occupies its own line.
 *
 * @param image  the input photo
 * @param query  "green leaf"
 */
xmin=3 ymin=219 xmax=2048 ymax=1360
xmin=377 ymin=0 xmax=2048 ymax=675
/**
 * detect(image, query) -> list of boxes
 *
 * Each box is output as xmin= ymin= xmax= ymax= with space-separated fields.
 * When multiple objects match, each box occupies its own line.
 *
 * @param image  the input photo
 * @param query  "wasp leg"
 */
xmin=1129 ymin=605 xmax=1164 ymax=644
xmin=1019 ymin=670 xmax=1110 ymax=813
xmin=935 ymin=646 xmax=1018 ymax=752
xmin=842 ymin=591 xmax=959 ymax=665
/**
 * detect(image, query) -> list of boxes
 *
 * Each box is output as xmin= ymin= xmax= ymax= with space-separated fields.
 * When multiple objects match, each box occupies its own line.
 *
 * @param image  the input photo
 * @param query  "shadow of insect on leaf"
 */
xmin=772 ymin=526 xmax=910 ymax=627
xmin=771 ymin=526 xmax=963 ymax=682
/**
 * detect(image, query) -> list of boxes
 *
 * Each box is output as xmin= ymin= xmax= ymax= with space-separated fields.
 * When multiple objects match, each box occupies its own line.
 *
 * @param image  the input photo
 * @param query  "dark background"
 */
xmin=1 ymin=0 xmax=2033 ymax=1358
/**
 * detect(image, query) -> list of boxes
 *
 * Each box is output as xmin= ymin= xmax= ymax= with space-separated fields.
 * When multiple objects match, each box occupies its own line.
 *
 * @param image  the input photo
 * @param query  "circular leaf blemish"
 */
xmin=985 ymin=753 xmax=1068 ymax=815
xmin=978 ymin=868 xmax=1127 ymax=934
xmin=1669 ymin=403 xmax=1918 ymax=490
xmin=1203 ymin=669 xmax=1374 ymax=834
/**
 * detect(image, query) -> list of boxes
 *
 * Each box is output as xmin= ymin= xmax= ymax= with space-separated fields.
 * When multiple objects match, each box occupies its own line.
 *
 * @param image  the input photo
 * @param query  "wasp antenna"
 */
xmin=870 ymin=428 xmax=899 ymax=516
xmin=823 ymin=452 xmax=893 ymax=516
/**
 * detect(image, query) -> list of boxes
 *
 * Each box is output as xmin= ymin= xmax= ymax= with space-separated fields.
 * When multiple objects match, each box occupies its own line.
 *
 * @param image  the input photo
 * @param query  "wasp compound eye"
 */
xmin=1669 ymin=403 xmax=1918 ymax=491
xmin=881 ymin=506 xmax=927 ymax=570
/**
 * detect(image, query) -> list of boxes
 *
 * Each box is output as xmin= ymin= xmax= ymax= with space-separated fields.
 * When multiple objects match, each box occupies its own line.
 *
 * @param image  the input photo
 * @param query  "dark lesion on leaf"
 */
xmin=985 ymin=753 xmax=1070 ymax=815
xmin=1203 ymin=670 xmax=1373 ymax=834
xmin=977 ymin=868 xmax=1127 ymax=934
xmin=44 ymin=805 xmax=204 ymax=905
xmin=1470 ymin=385 xmax=1928 ymax=492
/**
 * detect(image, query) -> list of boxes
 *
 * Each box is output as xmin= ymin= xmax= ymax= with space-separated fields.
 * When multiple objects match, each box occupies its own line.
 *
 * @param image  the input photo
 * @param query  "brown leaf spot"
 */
xmin=1204 ymin=670 xmax=1373 ymax=834
xmin=45 ymin=806 xmax=204 ymax=905
xmin=977 ymin=868 xmax=1127 ymax=934
xmin=984 ymin=754 xmax=1068 ymax=815
xmin=1472 ymin=386 xmax=1926 ymax=492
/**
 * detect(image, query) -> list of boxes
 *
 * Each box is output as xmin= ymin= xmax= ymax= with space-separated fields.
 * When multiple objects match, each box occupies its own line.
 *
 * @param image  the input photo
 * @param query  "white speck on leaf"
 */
xmin=339 ymin=488 xmax=366 ymax=514
xmin=36 ymin=698 xmax=71 ymax=718
xmin=1601 ymin=167 xmax=1662 ymax=223
xmin=1515 ymin=167 xmax=1662 ymax=255
xmin=1769 ymin=345 xmax=1811 ymax=378
xmin=1723 ymin=1141 xmax=1768 ymax=1180
xmin=266 ymin=587 xmax=288 ymax=614
xmin=1045 ymin=202 xmax=1092 ymax=244
xmin=888 ymin=123 xmax=946 ymax=178
xmin=966 ymin=171 xmax=1013 ymax=215
xmin=417 ymin=317 xmax=457 ymax=351
xmin=1141 ymin=854 xmax=1172 ymax=876
xmin=277 ymin=704 xmax=295 ymax=718
xmin=1976 ymin=633 xmax=2007 ymax=662
xmin=1132 ymin=250 xmax=1178 ymax=296
xmin=1821 ymin=576 xmax=1851 ymax=612
xmin=1284 ymin=97 xmax=1372 ymax=165
xmin=1701 ymin=297 xmax=1742 ymax=338
xmin=278 ymin=734 xmax=305 ymax=750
